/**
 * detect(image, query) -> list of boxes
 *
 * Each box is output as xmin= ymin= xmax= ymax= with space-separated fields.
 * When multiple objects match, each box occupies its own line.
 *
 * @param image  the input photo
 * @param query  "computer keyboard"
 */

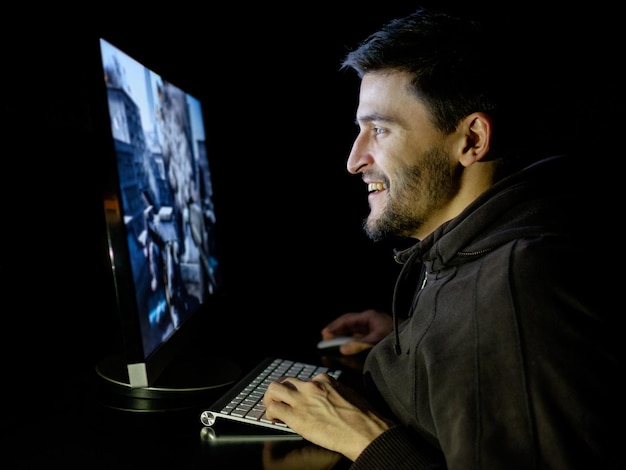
xmin=200 ymin=357 xmax=342 ymax=433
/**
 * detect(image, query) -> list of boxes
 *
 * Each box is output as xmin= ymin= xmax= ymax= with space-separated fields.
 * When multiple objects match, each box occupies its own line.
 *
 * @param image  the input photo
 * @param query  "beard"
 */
xmin=364 ymin=144 xmax=461 ymax=242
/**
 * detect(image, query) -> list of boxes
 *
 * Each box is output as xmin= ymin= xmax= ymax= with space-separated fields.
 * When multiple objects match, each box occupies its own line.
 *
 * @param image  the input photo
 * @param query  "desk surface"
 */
xmin=6 ymin=351 xmax=364 ymax=469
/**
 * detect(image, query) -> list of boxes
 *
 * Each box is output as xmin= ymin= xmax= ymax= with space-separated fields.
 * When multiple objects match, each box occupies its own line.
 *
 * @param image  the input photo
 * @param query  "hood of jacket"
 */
xmin=389 ymin=154 xmax=588 ymax=354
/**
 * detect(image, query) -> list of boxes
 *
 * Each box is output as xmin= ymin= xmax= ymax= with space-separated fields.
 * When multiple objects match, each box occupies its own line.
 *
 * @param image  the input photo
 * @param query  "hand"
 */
xmin=262 ymin=440 xmax=343 ymax=470
xmin=262 ymin=373 xmax=394 ymax=462
xmin=321 ymin=309 xmax=393 ymax=355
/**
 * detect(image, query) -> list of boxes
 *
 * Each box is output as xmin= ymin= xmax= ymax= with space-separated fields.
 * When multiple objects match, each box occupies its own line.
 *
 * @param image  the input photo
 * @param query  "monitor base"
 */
xmin=95 ymin=353 xmax=241 ymax=412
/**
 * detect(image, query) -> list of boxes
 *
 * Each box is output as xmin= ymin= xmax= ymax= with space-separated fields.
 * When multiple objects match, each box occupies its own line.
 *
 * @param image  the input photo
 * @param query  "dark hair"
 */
xmin=341 ymin=6 xmax=573 ymax=173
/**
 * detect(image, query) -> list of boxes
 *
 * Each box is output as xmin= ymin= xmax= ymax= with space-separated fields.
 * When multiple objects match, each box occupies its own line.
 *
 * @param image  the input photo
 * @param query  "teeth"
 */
xmin=368 ymin=182 xmax=387 ymax=192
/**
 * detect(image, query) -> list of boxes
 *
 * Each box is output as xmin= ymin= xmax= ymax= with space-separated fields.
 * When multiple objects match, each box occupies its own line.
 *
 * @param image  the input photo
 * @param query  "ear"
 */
xmin=457 ymin=112 xmax=492 ymax=167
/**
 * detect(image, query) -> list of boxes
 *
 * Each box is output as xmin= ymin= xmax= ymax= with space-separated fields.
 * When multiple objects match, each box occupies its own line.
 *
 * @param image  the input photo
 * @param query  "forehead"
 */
xmin=360 ymin=71 xmax=412 ymax=95
xmin=358 ymin=71 xmax=431 ymax=124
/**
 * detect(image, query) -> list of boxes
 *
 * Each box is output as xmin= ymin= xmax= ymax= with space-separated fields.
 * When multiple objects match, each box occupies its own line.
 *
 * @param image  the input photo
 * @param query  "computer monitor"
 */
xmin=94 ymin=37 xmax=241 ymax=407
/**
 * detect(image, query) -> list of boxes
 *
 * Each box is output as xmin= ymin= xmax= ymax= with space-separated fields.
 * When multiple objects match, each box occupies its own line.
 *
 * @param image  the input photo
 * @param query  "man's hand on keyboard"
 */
xmin=262 ymin=373 xmax=395 ymax=462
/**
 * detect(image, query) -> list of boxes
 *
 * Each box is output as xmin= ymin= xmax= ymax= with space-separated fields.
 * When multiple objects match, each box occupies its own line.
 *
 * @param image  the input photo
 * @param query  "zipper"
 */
xmin=421 ymin=270 xmax=428 ymax=289
xmin=457 ymin=247 xmax=494 ymax=257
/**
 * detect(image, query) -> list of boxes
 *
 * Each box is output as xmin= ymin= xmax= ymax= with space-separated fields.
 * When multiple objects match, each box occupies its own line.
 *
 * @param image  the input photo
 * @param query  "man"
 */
xmin=263 ymin=6 xmax=617 ymax=469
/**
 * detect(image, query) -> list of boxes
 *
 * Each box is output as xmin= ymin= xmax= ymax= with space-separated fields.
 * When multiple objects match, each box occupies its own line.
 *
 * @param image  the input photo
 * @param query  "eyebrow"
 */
xmin=355 ymin=112 xmax=399 ymax=126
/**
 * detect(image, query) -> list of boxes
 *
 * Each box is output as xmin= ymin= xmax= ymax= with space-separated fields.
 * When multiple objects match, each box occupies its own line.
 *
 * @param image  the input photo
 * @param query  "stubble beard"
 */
xmin=364 ymin=145 xmax=460 ymax=242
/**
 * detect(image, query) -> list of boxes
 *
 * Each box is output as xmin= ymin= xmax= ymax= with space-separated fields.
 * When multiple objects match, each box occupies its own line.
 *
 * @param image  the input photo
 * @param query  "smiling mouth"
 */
xmin=368 ymin=182 xmax=387 ymax=193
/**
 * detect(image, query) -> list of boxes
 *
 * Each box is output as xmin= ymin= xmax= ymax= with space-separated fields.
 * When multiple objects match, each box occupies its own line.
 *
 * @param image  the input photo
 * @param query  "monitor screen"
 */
xmin=95 ymin=37 xmax=240 ymax=402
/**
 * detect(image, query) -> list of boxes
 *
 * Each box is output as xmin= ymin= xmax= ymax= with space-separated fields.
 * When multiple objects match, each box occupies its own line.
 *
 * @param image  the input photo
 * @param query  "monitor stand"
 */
xmin=95 ymin=352 xmax=241 ymax=412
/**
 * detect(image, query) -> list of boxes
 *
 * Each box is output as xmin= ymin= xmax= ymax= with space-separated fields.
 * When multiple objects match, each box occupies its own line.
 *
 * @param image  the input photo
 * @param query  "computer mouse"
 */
xmin=316 ymin=336 xmax=355 ymax=351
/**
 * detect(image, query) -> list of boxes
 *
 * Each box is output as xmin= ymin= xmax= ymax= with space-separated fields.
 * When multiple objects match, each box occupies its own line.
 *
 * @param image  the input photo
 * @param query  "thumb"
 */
xmin=340 ymin=339 xmax=374 ymax=356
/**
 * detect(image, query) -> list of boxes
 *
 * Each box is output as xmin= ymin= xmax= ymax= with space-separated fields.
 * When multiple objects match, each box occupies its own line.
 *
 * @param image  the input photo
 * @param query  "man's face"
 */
xmin=347 ymin=71 xmax=462 ymax=241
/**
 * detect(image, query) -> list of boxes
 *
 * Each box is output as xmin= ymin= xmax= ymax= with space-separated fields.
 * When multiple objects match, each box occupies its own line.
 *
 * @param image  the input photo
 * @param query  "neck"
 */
xmin=414 ymin=160 xmax=497 ymax=239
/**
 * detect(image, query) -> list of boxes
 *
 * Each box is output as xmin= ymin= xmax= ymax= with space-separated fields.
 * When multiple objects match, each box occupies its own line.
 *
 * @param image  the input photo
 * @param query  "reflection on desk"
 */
xmin=199 ymin=421 xmax=351 ymax=469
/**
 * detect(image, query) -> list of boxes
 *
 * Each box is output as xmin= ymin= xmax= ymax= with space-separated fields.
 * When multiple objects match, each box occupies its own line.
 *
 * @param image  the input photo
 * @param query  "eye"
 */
xmin=374 ymin=127 xmax=386 ymax=136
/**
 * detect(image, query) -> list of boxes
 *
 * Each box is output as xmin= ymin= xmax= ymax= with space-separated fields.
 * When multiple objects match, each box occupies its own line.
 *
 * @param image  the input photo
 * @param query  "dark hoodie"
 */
xmin=351 ymin=155 xmax=618 ymax=469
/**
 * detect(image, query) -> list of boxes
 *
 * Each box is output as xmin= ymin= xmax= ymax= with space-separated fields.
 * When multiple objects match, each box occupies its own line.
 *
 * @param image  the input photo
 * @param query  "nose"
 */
xmin=346 ymin=131 xmax=371 ymax=175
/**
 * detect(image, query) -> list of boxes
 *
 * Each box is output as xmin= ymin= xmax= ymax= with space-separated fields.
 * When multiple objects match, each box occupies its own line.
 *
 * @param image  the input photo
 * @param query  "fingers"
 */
xmin=276 ymin=376 xmax=299 ymax=390
xmin=340 ymin=339 xmax=374 ymax=356
xmin=264 ymin=376 xmax=315 ymax=406
xmin=263 ymin=376 xmax=328 ymax=425
xmin=309 ymin=373 xmax=337 ymax=387
xmin=321 ymin=312 xmax=366 ymax=337
xmin=321 ymin=309 xmax=391 ymax=341
xmin=278 ymin=375 xmax=333 ymax=390
xmin=263 ymin=380 xmax=293 ymax=423
xmin=264 ymin=375 xmax=334 ymax=409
